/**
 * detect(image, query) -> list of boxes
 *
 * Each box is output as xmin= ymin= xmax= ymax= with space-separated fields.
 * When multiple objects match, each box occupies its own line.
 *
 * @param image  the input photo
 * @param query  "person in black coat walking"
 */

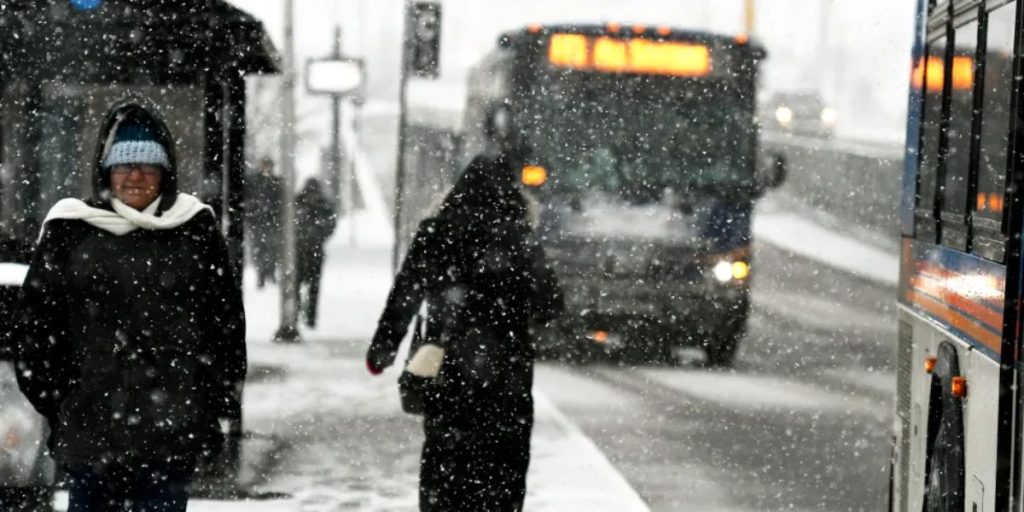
xmin=295 ymin=178 xmax=336 ymax=327
xmin=12 ymin=102 xmax=246 ymax=512
xmin=246 ymin=157 xmax=283 ymax=288
xmin=366 ymin=153 xmax=564 ymax=512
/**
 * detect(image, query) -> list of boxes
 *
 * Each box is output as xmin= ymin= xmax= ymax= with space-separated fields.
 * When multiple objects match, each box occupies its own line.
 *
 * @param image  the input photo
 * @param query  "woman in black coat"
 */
xmin=367 ymin=154 xmax=564 ymax=512
xmin=12 ymin=102 xmax=246 ymax=511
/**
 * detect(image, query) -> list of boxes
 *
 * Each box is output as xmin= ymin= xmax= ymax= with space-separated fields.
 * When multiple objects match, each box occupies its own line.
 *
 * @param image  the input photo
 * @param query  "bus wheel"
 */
xmin=705 ymin=312 xmax=746 ymax=367
xmin=705 ymin=334 xmax=738 ymax=367
xmin=923 ymin=342 xmax=965 ymax=512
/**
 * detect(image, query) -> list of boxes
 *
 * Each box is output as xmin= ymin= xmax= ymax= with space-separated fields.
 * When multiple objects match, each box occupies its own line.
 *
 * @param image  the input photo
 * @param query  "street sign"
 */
xmin=406 ymin=2 xmax=442 ymax=79
xmin=306 ymin=58 xmax=364 ymax=96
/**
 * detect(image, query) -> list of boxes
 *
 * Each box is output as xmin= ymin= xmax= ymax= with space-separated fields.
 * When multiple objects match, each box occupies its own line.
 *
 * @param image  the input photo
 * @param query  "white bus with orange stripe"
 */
xmin=891 ymin=1 xmax=1024 ymax=511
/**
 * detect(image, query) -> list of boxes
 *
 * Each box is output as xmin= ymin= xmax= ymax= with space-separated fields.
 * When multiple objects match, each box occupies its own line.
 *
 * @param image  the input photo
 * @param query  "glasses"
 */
xmin=110 ymin=165 xmax=161 ymax=177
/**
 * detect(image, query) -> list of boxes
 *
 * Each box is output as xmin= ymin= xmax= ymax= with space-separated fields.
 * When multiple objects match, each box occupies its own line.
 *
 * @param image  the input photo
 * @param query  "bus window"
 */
xmin=974 ymin=3 xmax=1015 ymax=254
xmin=917 ymin=35 xmax=947 ymax=243
xmin=940 ymin=20 xmax=979 ymax=250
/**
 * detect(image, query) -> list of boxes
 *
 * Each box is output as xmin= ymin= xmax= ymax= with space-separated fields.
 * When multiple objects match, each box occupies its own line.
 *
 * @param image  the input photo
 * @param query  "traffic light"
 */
xmin=406 ymin=2 xmax=441 ymax=79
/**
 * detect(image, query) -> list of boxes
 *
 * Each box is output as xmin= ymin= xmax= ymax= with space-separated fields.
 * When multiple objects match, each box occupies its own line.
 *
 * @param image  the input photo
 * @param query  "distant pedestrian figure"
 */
xmin=246 ymin=157 xmax=283 ymax=288
xmin=366 ymin=153 xmax=564 ymax=512
xmin=295 ymin=178 xmax=336 ymax=327
xmin=12 ymin=102 xmax=246 ymax=512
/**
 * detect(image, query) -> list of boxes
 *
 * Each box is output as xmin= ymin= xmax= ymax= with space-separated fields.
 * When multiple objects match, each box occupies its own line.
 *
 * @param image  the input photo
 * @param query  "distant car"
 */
xmin=761 ymin=91 xmax=837 ymax=139
xmin=0 ymin=263 xmax=55 ymax=511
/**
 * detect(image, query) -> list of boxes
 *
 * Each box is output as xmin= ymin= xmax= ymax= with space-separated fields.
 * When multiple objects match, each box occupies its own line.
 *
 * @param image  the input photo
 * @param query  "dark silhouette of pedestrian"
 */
xmin=246 ymin=157 xmax=283 ymax=288
xmin=296 ymin=178 xmax=336 ymax=328
xmin=366 ymin=153 xmax=564 ymax=512
xmin=12 ymin=102 xmax=246 ymax=512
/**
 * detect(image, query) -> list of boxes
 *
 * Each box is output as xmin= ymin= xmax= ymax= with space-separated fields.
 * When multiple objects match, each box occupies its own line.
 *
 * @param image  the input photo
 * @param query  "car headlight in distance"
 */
xmin=820 ymin=107 xmax=838 ymax=126
xmin=775 ymin=106 xmax=793 ymax=127
xmin=712 ymin=261 xmax=751 ymax=283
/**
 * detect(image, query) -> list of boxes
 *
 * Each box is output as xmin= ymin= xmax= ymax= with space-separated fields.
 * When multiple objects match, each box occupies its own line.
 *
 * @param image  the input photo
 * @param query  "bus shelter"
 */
xmin=0 ymin=0 xmax=279 ymax=489
xmin=0 ymin=0 xmax=279 ymax=270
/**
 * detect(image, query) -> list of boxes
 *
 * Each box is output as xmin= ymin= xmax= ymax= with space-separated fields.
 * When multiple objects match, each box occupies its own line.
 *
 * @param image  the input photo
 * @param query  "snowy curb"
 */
xmin=526 ymin=392 xmax=652 ymax=512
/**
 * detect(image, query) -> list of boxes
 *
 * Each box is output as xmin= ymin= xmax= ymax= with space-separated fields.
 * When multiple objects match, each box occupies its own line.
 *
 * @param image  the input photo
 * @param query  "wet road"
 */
xmin=536 ymin=239 xmax=896 ymax=512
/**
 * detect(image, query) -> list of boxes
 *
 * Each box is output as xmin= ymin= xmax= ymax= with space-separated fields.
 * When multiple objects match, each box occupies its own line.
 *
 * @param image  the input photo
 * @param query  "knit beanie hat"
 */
xmin=101 ymin=120 xmax=170 ymax=169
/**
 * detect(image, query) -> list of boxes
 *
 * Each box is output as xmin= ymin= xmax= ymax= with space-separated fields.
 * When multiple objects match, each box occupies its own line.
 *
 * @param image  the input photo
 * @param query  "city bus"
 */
xmin=890 ymin=1 xmax=1023 ymax=510
xmin=459 ymin=24 xmax=784 ymax=364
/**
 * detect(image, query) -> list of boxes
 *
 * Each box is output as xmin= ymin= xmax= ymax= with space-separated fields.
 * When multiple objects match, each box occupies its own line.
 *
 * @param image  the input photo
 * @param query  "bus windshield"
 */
xmin=522 ymin=70 xmax=753 ymax=201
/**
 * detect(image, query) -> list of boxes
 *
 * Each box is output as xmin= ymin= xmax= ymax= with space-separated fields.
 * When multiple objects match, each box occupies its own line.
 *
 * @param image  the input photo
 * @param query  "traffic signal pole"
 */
xmin=392 ymin=1 xmax=441 ymax=273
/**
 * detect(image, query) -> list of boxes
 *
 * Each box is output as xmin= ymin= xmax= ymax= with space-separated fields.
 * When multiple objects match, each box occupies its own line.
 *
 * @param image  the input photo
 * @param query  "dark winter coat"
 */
xmin=296 ymin=182 xmax=336 ymax=281
xmin=12 ymin=103 xmax=246 ymax=468
xmin=369 ymin=154 xmax=564 ymax=511
xmin=246 ymin=171 xmax=283 ymax=255
xmin=246 ymin=172 xmax=283 ymax=228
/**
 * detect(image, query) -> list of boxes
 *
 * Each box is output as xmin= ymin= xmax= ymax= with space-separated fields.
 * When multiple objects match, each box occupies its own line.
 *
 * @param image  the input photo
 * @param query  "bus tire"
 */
xmin=705 ymin=303 xmax=748 ymax=367
xmin=705 ymin=333 xmax=739 ymax=367
xmin=923 ymin=342 xmax=965 ymax=512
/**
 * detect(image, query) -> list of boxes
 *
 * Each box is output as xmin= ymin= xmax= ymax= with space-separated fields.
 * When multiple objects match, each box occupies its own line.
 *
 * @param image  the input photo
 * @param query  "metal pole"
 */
xmin=744 ymin=0 xmax=756 ymax=36
xmin=346 ymin=98 xmax=360 ymax=247
xmin=275 ymin=0 xmax=301 ymax=343
xmin=816 ymin=0 xmax=834 ymax=96
xmin=330 ymin=26 xmax=344 ymax=212
xmin=392 ymin=1 xmax=411 ymax=273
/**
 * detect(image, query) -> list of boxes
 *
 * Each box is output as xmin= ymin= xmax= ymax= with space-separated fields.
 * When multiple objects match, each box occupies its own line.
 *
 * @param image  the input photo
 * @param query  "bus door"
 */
xmin=892 ymin=2 xmax=1020 ymax=511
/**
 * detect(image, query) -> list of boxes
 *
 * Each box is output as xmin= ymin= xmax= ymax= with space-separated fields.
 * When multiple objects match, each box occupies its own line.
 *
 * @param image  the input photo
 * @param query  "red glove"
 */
xmin=366 ymin=359 xmax=384 ymax=376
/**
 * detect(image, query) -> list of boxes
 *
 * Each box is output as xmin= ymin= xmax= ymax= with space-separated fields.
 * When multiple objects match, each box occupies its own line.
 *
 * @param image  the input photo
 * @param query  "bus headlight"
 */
xmin=820 ymin=107 xmax=838 ymax=127
xmin=775 ymin=106 xmax=793 ymax=127
xmin=712 ymin=260 xmax=750 ymax=283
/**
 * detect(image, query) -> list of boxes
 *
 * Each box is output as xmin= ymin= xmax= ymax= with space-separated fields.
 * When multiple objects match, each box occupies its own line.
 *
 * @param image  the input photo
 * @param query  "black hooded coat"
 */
xmin=12 ymin=102 xmax=246 ymax=468
xmin=296 ymin=179 xmax=336 ymax=284
xmin=369 ymin=154 xmax=564 ymax=512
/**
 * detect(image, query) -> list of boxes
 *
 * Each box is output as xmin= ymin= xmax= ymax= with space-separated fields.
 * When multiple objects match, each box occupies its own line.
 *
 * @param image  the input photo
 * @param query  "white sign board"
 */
xmin=306 ymin=58 xmax=364 ymax=96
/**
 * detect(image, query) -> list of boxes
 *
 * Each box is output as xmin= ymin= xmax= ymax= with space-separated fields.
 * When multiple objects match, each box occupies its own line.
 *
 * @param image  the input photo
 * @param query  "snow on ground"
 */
xmin=753 ymin=206 xmax=899 ymax=286
xmin=638 ymin=368 xmax=887 ymax=421
xmin=751 ymin=289 xmax=891 ymax=335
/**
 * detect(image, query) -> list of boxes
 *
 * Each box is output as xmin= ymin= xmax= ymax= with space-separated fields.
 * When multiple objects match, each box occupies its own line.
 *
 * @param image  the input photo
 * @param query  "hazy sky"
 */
xmin=231 ymin=0 xmax=917 ymax=141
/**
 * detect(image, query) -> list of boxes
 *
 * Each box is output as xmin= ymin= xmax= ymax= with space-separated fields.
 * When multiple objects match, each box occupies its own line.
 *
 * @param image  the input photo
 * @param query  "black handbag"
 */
xmin=398 ymin=314 xmax=445 ymax=415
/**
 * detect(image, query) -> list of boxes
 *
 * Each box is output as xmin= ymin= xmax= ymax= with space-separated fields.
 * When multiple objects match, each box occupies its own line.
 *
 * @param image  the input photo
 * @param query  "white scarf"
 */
xmin=40 ymin=193 xmax=213 ymax=241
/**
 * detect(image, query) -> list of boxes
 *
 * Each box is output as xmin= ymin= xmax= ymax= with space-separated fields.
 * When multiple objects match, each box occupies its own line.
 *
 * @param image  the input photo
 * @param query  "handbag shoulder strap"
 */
xmin=406 ymin=313 xmax=426 ymax=362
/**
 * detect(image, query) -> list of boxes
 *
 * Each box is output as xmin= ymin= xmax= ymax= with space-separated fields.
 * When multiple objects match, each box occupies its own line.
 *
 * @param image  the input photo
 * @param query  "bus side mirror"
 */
xmin=485 ymin=104 xmax=515 ymax=147
xmin=757 ymin=153 xmax=787 ymax=191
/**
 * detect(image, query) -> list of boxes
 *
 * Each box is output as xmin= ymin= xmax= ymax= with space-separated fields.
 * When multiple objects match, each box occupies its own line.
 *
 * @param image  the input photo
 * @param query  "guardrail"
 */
xmin=762 ymin=131 xmax=904 ymax=239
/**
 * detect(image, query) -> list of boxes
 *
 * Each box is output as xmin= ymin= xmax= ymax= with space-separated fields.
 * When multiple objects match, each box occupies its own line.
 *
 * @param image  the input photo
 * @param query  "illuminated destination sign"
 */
xmin=548 ymin=33 xmax=712 ymax=77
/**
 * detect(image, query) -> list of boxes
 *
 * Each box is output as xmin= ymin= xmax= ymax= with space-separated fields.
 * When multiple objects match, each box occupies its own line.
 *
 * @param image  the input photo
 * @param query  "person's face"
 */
xmin=110 ymin=164 xmax=162 ymax=210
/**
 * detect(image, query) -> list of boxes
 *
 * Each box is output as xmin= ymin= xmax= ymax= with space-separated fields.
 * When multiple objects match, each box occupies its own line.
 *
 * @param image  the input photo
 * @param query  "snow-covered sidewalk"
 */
xmin=184 ymin=222 xmax=650 ymax=511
